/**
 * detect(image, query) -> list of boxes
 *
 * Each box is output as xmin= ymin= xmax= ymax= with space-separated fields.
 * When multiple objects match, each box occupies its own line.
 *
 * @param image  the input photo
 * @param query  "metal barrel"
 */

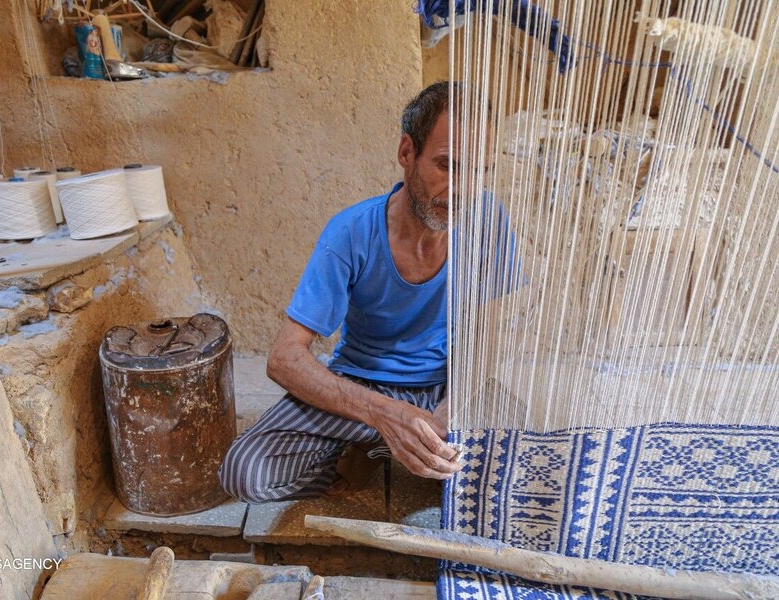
xmin=100 ymin=313 xmax=236 ymax=516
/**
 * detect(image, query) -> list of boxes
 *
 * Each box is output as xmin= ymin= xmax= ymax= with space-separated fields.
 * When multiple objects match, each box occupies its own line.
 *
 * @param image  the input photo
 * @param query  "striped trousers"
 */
xmin=218 ymin=373 xmax=446 ymax=503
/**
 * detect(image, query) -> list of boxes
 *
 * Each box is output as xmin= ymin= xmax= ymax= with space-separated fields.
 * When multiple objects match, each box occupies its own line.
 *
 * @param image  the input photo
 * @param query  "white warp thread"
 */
xmin=28 ymin=171 xmax=64 ymax=224
xmin=0 ymin=179 xmax=57 ymax=239
xmin=13 ymin=166 xmax=40 ymax=180
xmin=55 ymin=169 xmax=138 ymax=240
xmin=123 ymin=164 xmax=170 ymax=221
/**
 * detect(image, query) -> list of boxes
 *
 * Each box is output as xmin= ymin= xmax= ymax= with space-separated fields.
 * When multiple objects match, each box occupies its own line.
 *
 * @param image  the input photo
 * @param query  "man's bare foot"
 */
xmin=325 ymin=443 xmax=386 ymax=497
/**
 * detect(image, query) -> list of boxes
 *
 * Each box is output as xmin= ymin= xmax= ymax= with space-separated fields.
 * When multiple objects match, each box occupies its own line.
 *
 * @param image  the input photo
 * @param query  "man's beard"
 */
xmin=409 ymin=168 xmax=448 ymax=231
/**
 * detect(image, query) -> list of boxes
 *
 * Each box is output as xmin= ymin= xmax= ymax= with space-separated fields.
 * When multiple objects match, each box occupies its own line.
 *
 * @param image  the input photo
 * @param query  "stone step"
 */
xmin=243 ymin=460 xmax=441 ymax=545
xmin=103 ymin=498 xmax=248 ymax=537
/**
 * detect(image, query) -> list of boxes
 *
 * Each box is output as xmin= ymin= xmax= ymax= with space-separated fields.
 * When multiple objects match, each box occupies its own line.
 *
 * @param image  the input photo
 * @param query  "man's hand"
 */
xmin=369 ymin=396 xmax=461 ymax=480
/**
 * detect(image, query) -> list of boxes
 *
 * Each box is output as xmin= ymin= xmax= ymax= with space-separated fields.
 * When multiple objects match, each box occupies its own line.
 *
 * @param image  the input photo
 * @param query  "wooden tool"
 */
xmin=304 ymin=516 xmax=779 ymax=600
xmin=91 ymin=13 xmax=122 ymax=61
xmin=231 ymin=0 xmax=264 ymax=65
xmin=136 ymin=546 xmax=174 ymax=600
xmin=302 ymin=575 xmax=325 ymax=600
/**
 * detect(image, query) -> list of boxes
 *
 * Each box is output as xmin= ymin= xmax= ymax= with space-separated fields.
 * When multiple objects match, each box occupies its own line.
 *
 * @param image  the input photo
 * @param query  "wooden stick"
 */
xmin=302 ymin=575 xmax=325 ymax=600
xmin=238 ymin=4 xmax=264 ymax=68
xmin=230 ymin=0 xmax=264 ymax=65
xmin=136 ymin=546 xmax=174 ymax=600
xmin=304 ymin=516 xmax=779 ymax=600
xmin=92 ymin=13 xmax=122 ymax=61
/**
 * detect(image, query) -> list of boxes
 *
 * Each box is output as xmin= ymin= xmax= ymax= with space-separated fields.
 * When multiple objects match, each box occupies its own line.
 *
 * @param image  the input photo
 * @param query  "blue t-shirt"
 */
xmin=286 ymin=182 xmax=447 ymax=386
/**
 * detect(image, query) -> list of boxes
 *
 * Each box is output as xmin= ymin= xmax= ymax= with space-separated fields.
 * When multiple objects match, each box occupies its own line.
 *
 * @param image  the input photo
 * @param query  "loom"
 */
xmin=428 ymin=0 xmax=777 ymax=597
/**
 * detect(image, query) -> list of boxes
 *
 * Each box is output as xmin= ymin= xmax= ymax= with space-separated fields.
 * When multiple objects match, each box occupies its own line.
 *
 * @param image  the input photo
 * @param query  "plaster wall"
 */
xmin=0 ymin=0 xmax=424 ymax=352
xmin=0 ymin=225 xmax=206 ymax=555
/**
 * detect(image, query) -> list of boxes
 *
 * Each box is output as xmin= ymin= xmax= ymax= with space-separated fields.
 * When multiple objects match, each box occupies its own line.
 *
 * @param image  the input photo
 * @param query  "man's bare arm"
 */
xmin=267 ymin=317 xmax=459 ymax=479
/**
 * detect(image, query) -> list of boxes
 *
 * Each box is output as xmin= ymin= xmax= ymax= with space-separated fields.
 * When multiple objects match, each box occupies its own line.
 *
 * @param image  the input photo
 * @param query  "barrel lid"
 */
xmin=100 ymin=313 xmax=230 ymax=370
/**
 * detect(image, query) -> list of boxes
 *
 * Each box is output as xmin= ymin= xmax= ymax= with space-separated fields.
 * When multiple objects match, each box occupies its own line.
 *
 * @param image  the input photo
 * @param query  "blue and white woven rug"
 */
xmin=438 ymin=424 xmax=779 ymax=599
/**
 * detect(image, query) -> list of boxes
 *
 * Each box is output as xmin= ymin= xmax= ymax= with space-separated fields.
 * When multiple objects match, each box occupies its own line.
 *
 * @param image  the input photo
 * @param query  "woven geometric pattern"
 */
xmin=439 ymin=425 xmax=779 ymax=599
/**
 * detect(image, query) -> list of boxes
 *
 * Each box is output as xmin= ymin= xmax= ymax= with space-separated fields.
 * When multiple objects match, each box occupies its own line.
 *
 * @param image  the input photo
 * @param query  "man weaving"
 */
xmin=220 ymin=83 xmax=462 ymax=502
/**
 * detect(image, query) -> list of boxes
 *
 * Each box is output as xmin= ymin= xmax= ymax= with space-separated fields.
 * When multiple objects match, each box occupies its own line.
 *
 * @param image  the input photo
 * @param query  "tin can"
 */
xmin=100 ymin=314 xmax=236 ymax=516
xmin=75 ymin=23 xmax=104 ymax=79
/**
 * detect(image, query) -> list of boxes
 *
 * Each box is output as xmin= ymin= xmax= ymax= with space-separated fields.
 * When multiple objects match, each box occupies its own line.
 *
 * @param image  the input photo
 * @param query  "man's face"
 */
xmin=403 ymin=112 xmax=455 ymax=232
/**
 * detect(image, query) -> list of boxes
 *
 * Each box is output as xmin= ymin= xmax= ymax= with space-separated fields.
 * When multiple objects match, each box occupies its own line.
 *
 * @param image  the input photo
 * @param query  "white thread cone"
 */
xmin=0 ymin=179 xmax=57 ymax=240
xmin=55 ymin=169 xmax=138 ymax=240
xmin=13 ymin=166 xmax=40 ymax=180
xmin=123 ymin=165 xmax=171 ymax=220
xmin=56 ymin=167 xmax=82 ymax=181
xmin=29 ymin=171 xmax=64 ymax=223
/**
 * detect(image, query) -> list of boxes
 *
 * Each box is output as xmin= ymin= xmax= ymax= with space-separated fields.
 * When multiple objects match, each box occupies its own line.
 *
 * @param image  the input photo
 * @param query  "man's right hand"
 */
xmin=369 ymin=395 xmax=461 ymax=480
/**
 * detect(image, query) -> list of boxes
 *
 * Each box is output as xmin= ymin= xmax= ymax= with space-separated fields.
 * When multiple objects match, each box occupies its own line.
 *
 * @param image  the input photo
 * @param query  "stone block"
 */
xmin=40 ymin=553 xmax=313 ymax=600
xmin=247 ymin=582 xmax=303 ymax=599
xmin=324 ymin=576 xmax=436 ymax=599
xmin=103 ymin=497 xmax=248 ymax=537
xmin=209 ymin=547 xmax=255 ymax=563
xmin=0 ymin=291 xmax=48 ymax=333
xmin=46 ymin=280 xmax=92 ymax=313
xmin=44 ymin=492 xmax=77 ymax=536
xmin=0 ymin=230 xmax=138 ymax=291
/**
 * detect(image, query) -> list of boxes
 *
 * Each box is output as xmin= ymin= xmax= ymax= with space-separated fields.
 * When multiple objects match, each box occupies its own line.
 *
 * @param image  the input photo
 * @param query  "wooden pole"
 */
xmin=136 ymin=546 xmax=174 ymax=600
xmin=238 ymin=3 xmax=264 ymax=68
xmin=302 ymin=575 xmax=325 ymax=599
xmin=230 ymin=0 xmax=264 ymax=65
xmin=304 ymin=516 xmax=779 ymax=600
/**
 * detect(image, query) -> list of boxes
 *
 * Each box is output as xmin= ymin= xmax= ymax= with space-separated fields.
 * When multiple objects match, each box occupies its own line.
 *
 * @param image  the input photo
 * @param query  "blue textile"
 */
xmin=287 ymin=182 xmax=447 ymax=387
xmin=416 ymin=0 xmax=574 ymax=73
xmin=439 ymin=424 xmax=779 ymax=599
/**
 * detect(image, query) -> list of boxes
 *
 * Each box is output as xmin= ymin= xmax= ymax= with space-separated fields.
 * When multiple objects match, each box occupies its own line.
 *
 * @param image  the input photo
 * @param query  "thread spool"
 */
xmin=0 ymin=178 xmax=58 ymax=240
xmin=56 ymin=166 xmax=82 ymax=181
xmin=29 ymin=170 xmax=64 ymax=224
xmin=55 ymin=169 xmax=138 ymax=240
xmin=13 ymin=166 xmax=41 ymax=180
xmin=123 ymin=164 xmax=171 ymax=221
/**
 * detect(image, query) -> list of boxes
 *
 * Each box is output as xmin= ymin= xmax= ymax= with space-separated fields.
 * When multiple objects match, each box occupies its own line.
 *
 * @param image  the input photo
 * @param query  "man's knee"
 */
xmin=219 ymin=433 xmax=337 ymax=502
xmin=219 ymin=435 xmax=282 ymax=502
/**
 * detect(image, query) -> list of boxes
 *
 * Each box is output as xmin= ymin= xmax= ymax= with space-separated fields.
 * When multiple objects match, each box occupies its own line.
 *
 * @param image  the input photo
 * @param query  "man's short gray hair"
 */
xmin=400 ymin=81 xmax=459 ymax=154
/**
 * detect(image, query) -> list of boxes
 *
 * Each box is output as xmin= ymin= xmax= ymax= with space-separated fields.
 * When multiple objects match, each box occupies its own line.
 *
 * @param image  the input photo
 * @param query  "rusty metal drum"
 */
xmin=100 ymin=313 xmax=236 ymax=516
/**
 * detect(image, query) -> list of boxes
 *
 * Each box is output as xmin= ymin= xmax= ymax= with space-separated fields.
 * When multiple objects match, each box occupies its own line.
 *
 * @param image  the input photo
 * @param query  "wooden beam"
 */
xmin=304 ymin=516 xmax=779 ymax=600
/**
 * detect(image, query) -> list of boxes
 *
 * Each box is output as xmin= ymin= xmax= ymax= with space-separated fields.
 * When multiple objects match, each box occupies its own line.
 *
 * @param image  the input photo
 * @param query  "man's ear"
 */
xmin=398 ymin=133 xmax=417 ymax=169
